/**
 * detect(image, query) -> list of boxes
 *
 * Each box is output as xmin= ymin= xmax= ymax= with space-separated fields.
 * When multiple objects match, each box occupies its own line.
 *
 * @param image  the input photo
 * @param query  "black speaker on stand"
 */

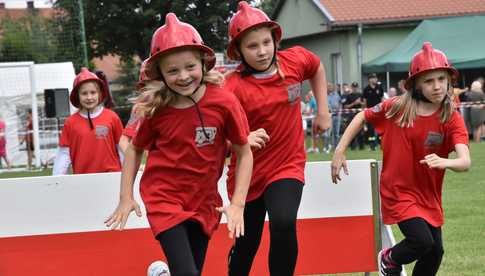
xmin=44 ymin=88 xmax=70 ymax=118
xmin=44 ymin=88 xmax=70 ymax=139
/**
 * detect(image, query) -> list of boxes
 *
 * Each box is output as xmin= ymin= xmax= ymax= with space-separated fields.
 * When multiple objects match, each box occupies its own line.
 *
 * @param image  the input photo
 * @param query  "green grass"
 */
xmin=1 ymin=143 xmax=484 ymax=275
xmin=305 ymin=143 xmax=485 ymax=276
xmin=0 ymin=168 xmax=52 ymax=178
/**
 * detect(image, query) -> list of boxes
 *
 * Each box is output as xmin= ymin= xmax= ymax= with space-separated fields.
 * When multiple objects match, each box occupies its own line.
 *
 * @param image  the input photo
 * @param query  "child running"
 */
xmin=224 ymin=2 xmax=331 ymax=275
xmin=331 ymin=42 xmax=471 ymax=276
xmin=105 ymin=13 xmax=253 ymax=276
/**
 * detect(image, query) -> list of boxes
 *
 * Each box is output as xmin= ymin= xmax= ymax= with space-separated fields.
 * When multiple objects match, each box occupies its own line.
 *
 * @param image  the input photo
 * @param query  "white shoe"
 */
xmin=147 ymin=260 xmax=170 ymax=276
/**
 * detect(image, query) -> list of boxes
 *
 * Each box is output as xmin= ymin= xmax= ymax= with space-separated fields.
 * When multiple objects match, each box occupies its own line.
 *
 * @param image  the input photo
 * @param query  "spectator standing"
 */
xmin=327 ymin=82 xmax=341 ymax=150
xmin=467 ymin=81 xmax=485 ymax=142
xmin=344 ymin=82 xmax=365 ymax=150
xmin=363 ymin=73 xmax=384 ymax=150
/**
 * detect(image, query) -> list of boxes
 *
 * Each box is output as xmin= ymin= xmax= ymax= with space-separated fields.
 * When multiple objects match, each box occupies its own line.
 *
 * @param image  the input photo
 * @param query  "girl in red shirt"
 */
xmin=53 ymin=68 xmax=123 ymax=175
xmin=331 ymin=42 xmax=471 ymax=276
xmin=224 ymin=2 xmax=331 ymax=275
xmin=105 ymin=13 xmax=253 ymax=276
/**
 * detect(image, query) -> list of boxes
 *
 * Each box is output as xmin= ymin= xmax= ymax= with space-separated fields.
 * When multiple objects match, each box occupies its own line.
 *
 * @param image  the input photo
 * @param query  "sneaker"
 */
xmin=147 ymin=260 xmax=170 ymax=276
xmin=378 ymin=248 xmax=402 ymax=276
xmin=306 ymin=148 xmax=314 ymax=153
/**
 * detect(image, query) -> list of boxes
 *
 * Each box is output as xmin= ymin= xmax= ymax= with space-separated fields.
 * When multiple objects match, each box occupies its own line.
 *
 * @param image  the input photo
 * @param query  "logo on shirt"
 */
xmin=195 ymin=127 xmax=217 ymax=147
xmin=287 ymin=83 xmax=301 ymax=104
xmin=424 ymin=131 xmax=443 ymax=147
xmin=95 ymin=125 xmax=109 ymax=139
xmin=372 ymin=103 xmax=383 ymax=113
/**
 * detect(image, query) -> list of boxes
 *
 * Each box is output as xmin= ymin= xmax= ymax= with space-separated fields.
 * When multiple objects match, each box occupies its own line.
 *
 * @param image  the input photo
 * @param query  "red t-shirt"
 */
xmin=365 ymin=99 xmax=469 ymax=226
xmin=132 ymin=84 xmax=249 ymax=237
xmin=225 ymin=46 xmax=321 ymax=201
xmin=123 ymin=107 xmax=144 ymax=139
xmin=0 ymin=120 xmax=6 ymax=156
xmin=59 ymin=108 xmax=123 ymax=174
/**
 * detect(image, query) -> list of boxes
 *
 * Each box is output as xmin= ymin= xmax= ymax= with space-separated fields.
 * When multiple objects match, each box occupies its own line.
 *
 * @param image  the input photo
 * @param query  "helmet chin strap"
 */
xmin=87 ymin=110 xmax=94 ymax=130
xmin=161 ymin=67 xmax=211 ymax=140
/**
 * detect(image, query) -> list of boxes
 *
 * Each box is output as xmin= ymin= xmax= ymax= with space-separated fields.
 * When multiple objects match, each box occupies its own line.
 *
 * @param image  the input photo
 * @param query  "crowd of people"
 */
xmin=303 ymin=73 xmax=485 ymax=155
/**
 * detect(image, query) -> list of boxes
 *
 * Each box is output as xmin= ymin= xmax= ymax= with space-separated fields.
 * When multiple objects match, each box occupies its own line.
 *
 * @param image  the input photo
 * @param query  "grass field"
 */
xmin=1 ymin=143 xmax=484 ymax=275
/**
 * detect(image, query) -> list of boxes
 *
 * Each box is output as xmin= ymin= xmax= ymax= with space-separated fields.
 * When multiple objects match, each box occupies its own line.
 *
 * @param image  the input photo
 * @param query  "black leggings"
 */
xmin=391 ymin=217 xmax=444 ymax=276
xmin=156 ymin=220 xmax=209 ymax=276
xmin=228 ymin=178 xmax=303 ymax=276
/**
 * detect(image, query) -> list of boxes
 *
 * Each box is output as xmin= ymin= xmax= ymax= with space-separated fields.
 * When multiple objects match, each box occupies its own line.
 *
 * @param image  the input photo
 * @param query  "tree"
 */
xmin=0 ymin=15 xmax=62 ymax=63
xmin=258 ymin=0 xmax=280 ymax=17
xmin=53 ymin=0 xmax=251 ymax=63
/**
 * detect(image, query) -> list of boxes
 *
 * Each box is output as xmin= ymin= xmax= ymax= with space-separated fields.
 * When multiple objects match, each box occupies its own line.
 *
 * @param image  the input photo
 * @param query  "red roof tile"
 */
xmin=319 ymin=0 xmax=485 ymax=25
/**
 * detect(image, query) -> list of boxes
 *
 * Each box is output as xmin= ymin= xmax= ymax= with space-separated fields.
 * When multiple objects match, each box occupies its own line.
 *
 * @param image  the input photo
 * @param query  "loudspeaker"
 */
xmin=44 ymin=89 xmax=70 ymax=118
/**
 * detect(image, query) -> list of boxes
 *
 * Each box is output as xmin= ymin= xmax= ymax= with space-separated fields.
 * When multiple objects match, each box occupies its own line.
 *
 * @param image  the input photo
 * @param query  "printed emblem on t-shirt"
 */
xmin=95 ymin=125 xmax=109 ymax=139
xmin=287 ymin=83 xmax=301 ymax=104
xmin=195 ymin=127 xmax=217 ymax=147
xmin=372 ymin=103 xmax=383 ymax=113
xmin=424 ymin=131 xmax=443 ymax=147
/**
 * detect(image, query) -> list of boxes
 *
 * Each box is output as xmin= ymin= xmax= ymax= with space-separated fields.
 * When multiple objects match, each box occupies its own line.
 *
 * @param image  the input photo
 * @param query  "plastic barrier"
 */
xmin=0 ymin=160 xmax=381 ymax=275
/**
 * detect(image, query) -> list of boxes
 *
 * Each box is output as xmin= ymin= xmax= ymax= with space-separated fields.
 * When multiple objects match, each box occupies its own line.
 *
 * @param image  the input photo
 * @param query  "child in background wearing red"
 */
xmin=53 ymin=68 xmax=123 ymax=175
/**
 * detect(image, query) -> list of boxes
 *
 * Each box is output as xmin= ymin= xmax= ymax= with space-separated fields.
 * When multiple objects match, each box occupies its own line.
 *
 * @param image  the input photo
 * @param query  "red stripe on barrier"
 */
xmin=0 ymin=216 xmax=376 ymax=275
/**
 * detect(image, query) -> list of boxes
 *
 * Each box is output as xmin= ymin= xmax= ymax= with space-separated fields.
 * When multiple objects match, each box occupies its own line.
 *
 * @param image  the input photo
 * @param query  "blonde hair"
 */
xmin=385 ymin=72 xmax=455 ymax=127
xmin=135 ymin=56 xmax=223 ymax=118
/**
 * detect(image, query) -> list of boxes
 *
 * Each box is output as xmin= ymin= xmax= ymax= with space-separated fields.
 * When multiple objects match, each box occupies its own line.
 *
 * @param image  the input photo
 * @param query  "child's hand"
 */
xmin=248 ymin=128 xmax=270 ymax=150
xmin=104 ymin=198 xmax=142 ymax=230
xmin=216 ymin=204 xmax=244 ymax=239
xmin=331 ymin=150 xmax=349 ymax=184
xmin=420 ymin=154 xmax=449 ymax=170
xmin=314 ymin=113 xmax=331 ymax=133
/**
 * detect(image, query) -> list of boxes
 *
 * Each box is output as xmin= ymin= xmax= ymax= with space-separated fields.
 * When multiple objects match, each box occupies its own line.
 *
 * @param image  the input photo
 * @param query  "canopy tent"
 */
xmin=363 ymin=15 xmax=485 ymax=73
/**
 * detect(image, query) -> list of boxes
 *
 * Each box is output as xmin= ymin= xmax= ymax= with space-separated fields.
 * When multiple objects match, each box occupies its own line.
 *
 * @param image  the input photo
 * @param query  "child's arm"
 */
xmin=105 ymin=143 xmax=144 ymax=230
xmin=228 ymin=128 xmax=270 ymax=152
xmin=217 ymin=143 xmax=253 ymax=239
xmin=309 ymin=64 xmax=331 ymax=132
xmin=420 ymin=144 xmax=471 ymax=172
xmin=118 ymin=135 xmax=131 ymax=154
xmin=52 ymin=147 xmax=71 ymax=175
xmin=331 ymin=111 xmax=366 ymax=183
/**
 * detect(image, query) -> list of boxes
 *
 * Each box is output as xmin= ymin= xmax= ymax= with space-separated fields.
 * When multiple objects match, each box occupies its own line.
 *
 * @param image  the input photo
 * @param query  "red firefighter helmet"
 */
xmin=405 ymin=42 xmax=459 ymax=90
xmin=70 ymin=67 xmax=108 ymax=108
xmin=137 ymin=59 xmax=151 ymax=90
xmin=227 ymin=1 xmax=282 ymax=61
xmin=145 ymin=13 xmax=215 ymax=80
